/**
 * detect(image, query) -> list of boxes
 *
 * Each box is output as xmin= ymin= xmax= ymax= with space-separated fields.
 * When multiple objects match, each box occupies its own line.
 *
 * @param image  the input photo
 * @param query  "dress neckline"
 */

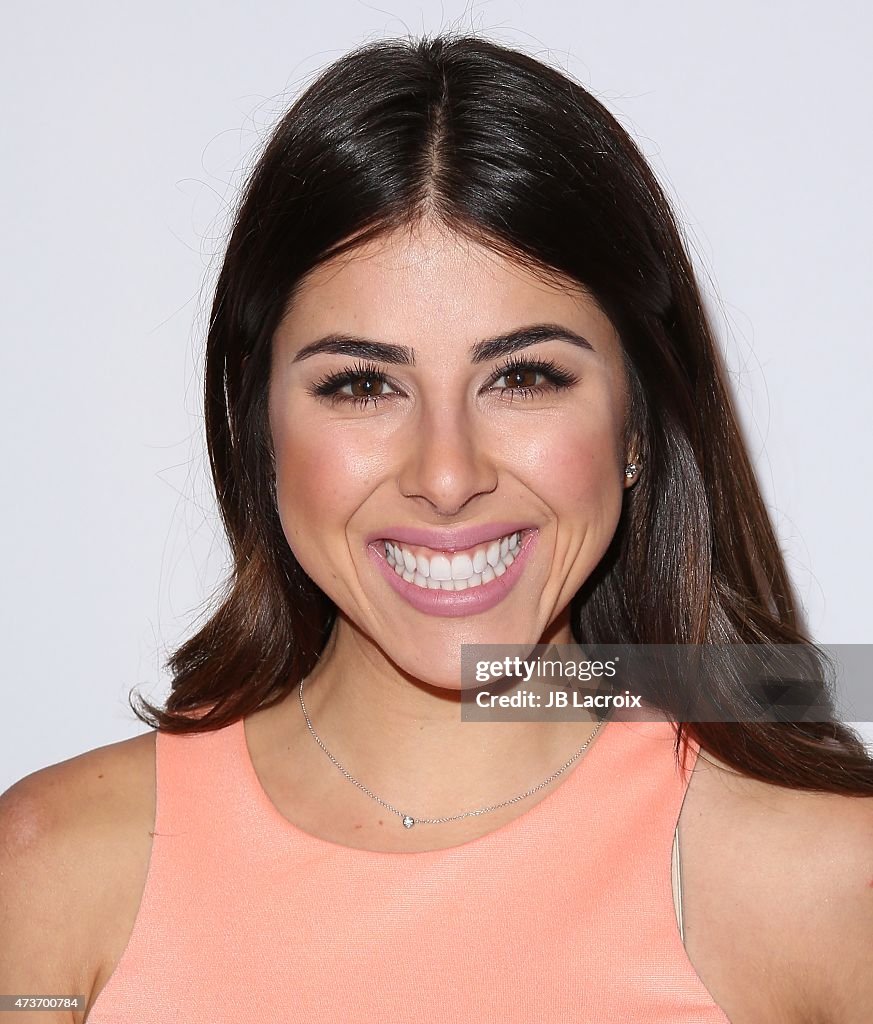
xmin=235 ymin=711 xmax=617 ymax=859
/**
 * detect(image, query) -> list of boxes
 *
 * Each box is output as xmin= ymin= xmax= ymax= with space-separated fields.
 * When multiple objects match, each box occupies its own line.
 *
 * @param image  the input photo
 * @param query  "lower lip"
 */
xmin=366 ymin=531 xmax=538 ymax=618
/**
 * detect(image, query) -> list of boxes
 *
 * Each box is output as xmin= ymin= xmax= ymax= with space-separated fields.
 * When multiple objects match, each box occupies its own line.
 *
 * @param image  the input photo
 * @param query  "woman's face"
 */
xmin=269 ymin=220 xmax=635 ymax=686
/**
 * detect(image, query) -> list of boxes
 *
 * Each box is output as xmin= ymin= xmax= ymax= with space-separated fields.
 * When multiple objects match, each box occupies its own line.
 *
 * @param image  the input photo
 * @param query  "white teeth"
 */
xmin=450 ymin=554 xmax=474 ymax=579
xmin=382 ymin=530 xmax=528 ymax=591
xmin=429 ymin=554 xmax=452 ymax=581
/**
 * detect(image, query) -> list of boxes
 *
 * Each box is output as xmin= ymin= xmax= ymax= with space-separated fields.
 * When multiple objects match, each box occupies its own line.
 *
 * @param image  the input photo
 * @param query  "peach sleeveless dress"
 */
xmin=85 ymin=715 xmax=730 ymax=1022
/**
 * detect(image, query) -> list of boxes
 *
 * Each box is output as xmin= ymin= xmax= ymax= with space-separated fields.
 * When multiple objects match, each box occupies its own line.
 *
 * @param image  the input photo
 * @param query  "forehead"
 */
xmin=276 ymin=221 xmax=620 ymax=356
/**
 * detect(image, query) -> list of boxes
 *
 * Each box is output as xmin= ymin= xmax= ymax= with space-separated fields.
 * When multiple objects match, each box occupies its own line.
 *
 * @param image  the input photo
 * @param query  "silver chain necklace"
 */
xmin=298 ymin=674 xmax=607 ymax=829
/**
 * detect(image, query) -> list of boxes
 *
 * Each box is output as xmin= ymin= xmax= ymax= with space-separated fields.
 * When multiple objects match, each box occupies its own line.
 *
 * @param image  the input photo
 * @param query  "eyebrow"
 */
xmin=289 ymin=323 xmax=595 ymax=367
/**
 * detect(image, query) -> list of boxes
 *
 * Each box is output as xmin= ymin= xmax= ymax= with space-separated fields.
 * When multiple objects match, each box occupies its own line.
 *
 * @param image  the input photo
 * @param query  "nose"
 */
xmin=396 ymin=401 xmax=499 ymax=516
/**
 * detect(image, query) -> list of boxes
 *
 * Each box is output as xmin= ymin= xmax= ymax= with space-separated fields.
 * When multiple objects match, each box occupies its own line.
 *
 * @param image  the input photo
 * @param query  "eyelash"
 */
xmin=306 ymin=356 xmax=580 ymax=410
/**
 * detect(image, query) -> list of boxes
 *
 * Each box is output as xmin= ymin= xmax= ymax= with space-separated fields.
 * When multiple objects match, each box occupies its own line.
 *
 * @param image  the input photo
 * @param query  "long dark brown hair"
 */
xmin=131 ymin=33 xmax=873 ymax=796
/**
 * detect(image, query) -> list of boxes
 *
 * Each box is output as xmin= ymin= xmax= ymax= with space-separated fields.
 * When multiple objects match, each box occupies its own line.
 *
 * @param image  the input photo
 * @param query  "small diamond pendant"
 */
xmin=402 ymin=815 xmax=415 ymax=829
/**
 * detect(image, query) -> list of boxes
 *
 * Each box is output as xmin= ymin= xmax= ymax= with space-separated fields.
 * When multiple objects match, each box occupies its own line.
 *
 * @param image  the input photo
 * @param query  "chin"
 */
xmin=383 ymin=623 xmax=543 ymax=685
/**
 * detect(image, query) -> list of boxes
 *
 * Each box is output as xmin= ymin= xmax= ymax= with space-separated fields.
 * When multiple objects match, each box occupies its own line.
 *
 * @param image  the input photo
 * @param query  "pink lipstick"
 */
xmin=366 ymin=527 xmax=538 ymax=618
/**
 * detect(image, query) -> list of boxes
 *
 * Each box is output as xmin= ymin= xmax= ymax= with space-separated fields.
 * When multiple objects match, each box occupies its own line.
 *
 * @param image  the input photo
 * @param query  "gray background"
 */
xmin=3 ymin=0 xmax=871 ymax=791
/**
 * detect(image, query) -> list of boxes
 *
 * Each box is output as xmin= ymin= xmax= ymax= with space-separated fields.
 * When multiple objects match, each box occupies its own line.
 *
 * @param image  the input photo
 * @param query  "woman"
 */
xmin=2 ymin=32 xmax=872 ymax=1023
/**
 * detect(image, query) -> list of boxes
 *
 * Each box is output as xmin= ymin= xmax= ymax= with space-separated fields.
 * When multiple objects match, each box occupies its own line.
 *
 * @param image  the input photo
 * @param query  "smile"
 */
xmin=367 ymin=528 xmax=538 ymax=618
xmin=382 ymin=530 xmax=522 ymax=590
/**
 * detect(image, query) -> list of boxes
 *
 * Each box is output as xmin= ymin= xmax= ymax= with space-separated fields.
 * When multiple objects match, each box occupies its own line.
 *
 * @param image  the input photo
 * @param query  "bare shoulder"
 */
xmin=681 ymin=747 xmax=873 ymax=1024
xmin=0 ymin=732 xmax=157 ymax=1021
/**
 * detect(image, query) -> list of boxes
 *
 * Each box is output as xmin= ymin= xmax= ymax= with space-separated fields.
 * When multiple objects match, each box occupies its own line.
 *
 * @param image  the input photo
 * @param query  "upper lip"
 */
xmin=365 ymin=522 xmax=536 ymax=553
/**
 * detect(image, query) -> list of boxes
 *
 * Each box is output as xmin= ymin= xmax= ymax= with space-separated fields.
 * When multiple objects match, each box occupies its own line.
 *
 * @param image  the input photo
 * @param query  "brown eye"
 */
xmin=307 ymin=361 xmax=403 ymax=409
xmin=484 ymin=357 xmax=579 ymax=400
xmin=349 ymin=375 xmax=387 ymax=397
xmin=504 ymin=368 xmax=541 ymax=389
xmin=494 ymin=367 xmax=546 ymax=391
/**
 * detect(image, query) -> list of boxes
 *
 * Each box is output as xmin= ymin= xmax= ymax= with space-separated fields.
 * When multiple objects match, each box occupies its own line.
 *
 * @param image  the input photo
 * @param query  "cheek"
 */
xmin=515 ymin=407 xmax=625 ymax=514
xmin=272 ymin=420 xmax=377 ymax=549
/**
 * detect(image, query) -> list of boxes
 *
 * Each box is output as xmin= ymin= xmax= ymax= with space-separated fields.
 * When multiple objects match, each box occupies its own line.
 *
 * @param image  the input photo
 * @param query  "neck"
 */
xmin=276 ymin=613 xmax=601 ymax=818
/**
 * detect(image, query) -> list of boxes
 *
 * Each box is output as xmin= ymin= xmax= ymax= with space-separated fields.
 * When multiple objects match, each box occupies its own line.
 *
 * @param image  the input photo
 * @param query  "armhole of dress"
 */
xmin=672 ymin=822 xmax=685 ymax=944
